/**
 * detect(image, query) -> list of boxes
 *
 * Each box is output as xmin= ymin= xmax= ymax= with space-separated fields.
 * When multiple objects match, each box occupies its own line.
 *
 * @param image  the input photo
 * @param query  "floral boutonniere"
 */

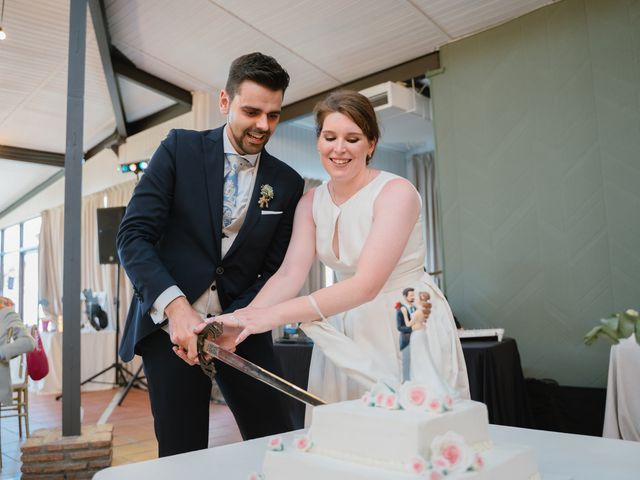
xmin=258 ymin=184 xmax=274 ymax=208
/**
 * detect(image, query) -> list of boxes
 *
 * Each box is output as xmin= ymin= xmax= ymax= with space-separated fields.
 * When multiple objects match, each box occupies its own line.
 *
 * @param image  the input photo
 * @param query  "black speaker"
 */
xmin=97 ymin=207 xmax=126 ymax=264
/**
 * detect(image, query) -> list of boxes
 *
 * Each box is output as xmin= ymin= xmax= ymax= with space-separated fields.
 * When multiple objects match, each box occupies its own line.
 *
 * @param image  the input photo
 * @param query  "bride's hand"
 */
xmin=215 ymin=306 xmax=278 ymax=345
xmin=190 ymin=315 xmax=241 ymax=352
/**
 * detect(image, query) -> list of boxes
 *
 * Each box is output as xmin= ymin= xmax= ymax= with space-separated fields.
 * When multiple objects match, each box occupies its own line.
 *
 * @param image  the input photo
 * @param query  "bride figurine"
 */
xmin=406 ymin=291 xmax=460 ymax=398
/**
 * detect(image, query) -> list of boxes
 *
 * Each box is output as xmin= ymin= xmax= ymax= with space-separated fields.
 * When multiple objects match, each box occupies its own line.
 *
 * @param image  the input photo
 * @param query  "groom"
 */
xmin=117 ymin=52 xmax=304 ymax=457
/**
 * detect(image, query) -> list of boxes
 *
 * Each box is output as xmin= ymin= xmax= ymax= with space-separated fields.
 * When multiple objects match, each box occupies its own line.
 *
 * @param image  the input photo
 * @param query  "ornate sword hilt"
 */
xmin=197 ymin=321 xmax=224 ymax=379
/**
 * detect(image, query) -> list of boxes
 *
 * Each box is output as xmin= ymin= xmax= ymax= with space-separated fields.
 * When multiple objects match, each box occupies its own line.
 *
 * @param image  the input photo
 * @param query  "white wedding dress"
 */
xmin=301 ymin=171 xmax=470 ymax=411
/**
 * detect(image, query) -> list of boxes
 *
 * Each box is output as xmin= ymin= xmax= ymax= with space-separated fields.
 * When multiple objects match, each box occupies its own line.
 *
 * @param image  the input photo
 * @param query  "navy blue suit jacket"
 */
xmin=396 ymin=303 xmax=412 ymax=350
xmin=117 ymin=127 xmax=304 ymax=362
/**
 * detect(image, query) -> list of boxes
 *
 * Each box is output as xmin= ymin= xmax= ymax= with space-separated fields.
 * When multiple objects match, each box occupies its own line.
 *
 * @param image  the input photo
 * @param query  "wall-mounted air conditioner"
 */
xmin=359 ymin=81 xmax=430 ymax=121
xmin=359 ymin=82 xmax=432 ymax=148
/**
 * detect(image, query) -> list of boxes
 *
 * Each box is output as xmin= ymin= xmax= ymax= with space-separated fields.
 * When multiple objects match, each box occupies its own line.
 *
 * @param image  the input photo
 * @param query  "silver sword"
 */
xmin=197 ymin=322 xmax=326 ymax=407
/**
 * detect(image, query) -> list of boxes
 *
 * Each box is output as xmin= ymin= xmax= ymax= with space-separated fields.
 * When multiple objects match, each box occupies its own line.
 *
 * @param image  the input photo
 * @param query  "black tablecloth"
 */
xmin=461 ymin=337 xmax=534 ymax=428
xmin=273 ymin=341 xmax=314 ymax=428
xmin=273 ymin=336 xmax=534 ymax=429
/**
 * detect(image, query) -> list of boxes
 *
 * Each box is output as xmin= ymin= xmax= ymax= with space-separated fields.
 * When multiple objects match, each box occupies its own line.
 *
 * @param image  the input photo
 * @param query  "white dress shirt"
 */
xmin=151 ymin=126 xmax=260 ymax=325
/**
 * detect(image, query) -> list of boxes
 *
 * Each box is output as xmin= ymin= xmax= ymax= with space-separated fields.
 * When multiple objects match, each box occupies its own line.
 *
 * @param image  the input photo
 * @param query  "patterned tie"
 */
xmin=222 ymin=155 xmax=241 ymax=228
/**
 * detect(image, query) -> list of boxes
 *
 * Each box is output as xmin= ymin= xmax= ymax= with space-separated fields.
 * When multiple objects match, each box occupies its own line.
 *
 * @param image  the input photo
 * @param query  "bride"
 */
xmin=191 ymin=90 xmax=470 ymax=403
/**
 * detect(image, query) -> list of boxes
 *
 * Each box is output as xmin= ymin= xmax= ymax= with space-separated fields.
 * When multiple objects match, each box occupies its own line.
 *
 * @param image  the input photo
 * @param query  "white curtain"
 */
xmin=39 ymin=207 xmax=65 ymax=318
xmin=193 ymin=90 xmax=225 ymax=130
xmin=407 ymin=152 xmax=444 ymax=289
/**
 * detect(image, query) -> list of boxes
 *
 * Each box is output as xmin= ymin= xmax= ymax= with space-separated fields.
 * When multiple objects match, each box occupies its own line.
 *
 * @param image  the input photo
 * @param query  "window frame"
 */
xmin=0 ymin=216 xmax=41 ymax=322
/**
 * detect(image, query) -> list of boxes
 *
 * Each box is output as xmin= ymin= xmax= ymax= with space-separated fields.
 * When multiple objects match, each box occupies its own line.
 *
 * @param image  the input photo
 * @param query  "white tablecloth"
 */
xmin=603 ymin=337 xmax=640 ymax=441
xmin=94 ymin=424 xmax=640 ymax=480
xmin=30 ymin=329 xmax=116 ymax=394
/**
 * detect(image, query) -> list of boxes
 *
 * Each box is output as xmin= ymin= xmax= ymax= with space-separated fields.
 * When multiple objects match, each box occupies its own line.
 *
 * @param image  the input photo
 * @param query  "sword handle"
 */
xmin=197 ymin=321 xmax=224 ymax=379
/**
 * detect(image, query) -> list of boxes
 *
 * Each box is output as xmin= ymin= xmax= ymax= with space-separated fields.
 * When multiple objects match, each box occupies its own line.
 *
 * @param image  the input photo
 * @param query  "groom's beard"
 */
xmin=228 ymin=112 xmax=271 ymax=155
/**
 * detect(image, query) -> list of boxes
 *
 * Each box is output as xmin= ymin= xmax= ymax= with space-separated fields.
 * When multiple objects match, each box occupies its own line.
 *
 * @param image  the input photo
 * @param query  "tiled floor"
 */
xmin=0 ymin=387 xmax=242 ymax=479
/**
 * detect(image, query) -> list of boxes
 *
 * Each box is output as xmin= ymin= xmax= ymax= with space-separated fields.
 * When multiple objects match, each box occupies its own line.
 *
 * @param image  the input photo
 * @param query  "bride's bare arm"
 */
xmin=248 ymin=189 xmax=318 ymax=307
xmin=401 ymin=306 xmax=412 ymax=327
xmin=404 ymin=307 xmax=416 ymax=327
xmin=215 ymin=178 xmax=421 ymax=343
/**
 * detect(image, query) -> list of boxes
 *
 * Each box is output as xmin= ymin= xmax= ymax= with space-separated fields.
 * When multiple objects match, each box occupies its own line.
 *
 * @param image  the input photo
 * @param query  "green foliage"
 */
xmin=584 ymin=309 xmax=640 ymax=346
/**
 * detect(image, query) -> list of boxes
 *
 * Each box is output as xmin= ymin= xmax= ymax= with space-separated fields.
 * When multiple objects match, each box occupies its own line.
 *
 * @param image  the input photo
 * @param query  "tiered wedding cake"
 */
xmin=258 ymin=382 xmax=539 ymax=480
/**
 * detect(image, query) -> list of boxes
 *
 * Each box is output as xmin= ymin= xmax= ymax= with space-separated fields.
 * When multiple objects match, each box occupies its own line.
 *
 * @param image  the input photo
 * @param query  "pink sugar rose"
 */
xmin=267 ymin=435 xmax=284 ymax=451
xmin=444 ymin=395 xmax=454 ymax=410
xmin=399 ymin=382 xmax=430 ymax=411
xmin=428 ymin=471 xmax=443 ymax=480
xmin=473 ymin=453 xmax=485 ymax=470
xmin=247 ymin=472 xmax=265 ymax=480
xmin=385 ymin=393 xmax=400 ymax=410
xmin=428 ymin=399 xmax=442 ymax=412
xmin=405 ymin=455 xmax=427 ymax=475
xmin=294 ymin=434 xmax=313 ymax=452
xmin=410 ymin=388 xmax=426 ymax=405
xmin=361 ymin=391 xmax=372 ymax=406
xmin=430 ymin=432 xmax=474 ymax=473
xmin=442 ymin=444 xmax=461 ymax=465
xmin=375 ymin=391 xmax=387 ymax=407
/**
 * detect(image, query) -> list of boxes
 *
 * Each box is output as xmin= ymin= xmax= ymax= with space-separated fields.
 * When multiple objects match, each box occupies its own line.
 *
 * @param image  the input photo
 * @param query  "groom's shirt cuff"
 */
xmin=150 ymin=286 xmax=185 ymax=324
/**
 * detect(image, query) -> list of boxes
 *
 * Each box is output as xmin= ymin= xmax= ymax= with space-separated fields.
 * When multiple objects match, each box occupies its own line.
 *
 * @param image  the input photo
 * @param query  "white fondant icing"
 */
xmin=308 ymin=399 xmax=490 ymax=469
xmin=263 ymin=443 xmax=539 ymax=480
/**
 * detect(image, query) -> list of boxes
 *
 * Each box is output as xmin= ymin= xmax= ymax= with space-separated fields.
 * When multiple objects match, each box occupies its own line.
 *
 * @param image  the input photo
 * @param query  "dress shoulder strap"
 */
xmin=311 ymin=182 xmax=330 ymax=224
xmin=369 ymin=170 xmax=401 ymax=200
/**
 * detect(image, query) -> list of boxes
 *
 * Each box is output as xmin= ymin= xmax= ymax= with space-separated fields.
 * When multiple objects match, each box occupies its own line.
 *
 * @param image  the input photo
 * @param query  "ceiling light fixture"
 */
xmin=0 ymin=0 xmax=6 ymax=41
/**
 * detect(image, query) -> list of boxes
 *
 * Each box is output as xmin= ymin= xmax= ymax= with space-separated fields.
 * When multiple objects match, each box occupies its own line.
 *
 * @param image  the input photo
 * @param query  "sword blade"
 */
xmin=202 ymin=339 xmax=326 ymax=407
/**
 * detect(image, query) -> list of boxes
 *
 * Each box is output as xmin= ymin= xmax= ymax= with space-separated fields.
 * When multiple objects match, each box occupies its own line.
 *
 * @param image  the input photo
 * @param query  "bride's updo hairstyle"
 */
xmin=314 ymin=90 xmax=380 ymax=165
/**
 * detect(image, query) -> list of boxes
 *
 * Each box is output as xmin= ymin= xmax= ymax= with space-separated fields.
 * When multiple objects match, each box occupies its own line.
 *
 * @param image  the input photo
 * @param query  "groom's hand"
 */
xmin=166 ymin=296 xmax=202 ymax=365
xmin=192 ymin=314 xmax=241 ymax=351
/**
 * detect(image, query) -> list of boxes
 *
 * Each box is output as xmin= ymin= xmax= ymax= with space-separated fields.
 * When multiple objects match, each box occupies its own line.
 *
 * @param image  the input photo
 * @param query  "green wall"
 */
xmin=431 ymin=0 xmax=640 ymax=387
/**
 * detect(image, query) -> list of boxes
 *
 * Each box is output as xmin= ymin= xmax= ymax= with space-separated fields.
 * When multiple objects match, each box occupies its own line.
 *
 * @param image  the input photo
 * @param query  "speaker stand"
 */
xmin=117 ymin=363 xmax=146 ymax=406
xmin=56 ymin=264 xmax=147 ymax=401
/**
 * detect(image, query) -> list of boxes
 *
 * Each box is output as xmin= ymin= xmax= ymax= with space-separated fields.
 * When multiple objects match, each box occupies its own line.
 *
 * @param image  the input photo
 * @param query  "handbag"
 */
xmin=26 ymin=326 xmax=49 ymax=381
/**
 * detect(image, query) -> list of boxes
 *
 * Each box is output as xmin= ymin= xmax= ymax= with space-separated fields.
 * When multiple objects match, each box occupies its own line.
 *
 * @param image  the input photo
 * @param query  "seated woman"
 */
xmin=0 ymin=297 xmax=36 ymax=405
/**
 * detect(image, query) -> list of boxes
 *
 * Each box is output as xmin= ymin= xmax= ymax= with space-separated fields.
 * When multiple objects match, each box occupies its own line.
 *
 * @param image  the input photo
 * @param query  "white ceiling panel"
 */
xmin=0 ymin=0 xmax=70 ymax=131
xmin=215 ymin=0 xmax=449 ymax=83
xmin=413 ymin=0 xmax=555 ymax=38
xmin=0 ymin=160 xmax=61 ymax=212
xmin=118 ymin=76 xmax=176 ymax=123
xmin=106 ymin=0 xmax=340 ymax=103
xmin=0 ymin=0 xmax=115 ymax=153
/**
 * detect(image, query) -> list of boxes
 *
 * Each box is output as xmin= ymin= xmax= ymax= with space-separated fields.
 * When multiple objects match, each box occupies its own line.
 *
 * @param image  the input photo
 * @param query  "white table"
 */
xmin=94 ymin=425 xmax=640 ymax=480
xmin=30 ymin=329 xmax=116 ymax=394
xmin=603 ymin=337 xmax=640 ymax=441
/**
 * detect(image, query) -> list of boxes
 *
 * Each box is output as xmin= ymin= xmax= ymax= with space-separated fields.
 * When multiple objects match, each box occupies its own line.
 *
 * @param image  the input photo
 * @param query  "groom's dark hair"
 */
xmin=225 ymin=52 xmax=290 ymax=100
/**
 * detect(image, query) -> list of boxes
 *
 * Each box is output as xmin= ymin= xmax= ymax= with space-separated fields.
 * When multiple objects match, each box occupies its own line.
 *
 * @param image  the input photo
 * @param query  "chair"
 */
xmin=0 ymin=347 xmax=30 ymax=438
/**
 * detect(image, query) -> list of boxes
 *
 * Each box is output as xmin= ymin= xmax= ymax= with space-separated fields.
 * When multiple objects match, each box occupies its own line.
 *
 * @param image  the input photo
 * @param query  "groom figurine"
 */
xmin=117 ymin=52 xmax=303 ymax=457
xmin=397 ymin=288 xmax=416 ymax=350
